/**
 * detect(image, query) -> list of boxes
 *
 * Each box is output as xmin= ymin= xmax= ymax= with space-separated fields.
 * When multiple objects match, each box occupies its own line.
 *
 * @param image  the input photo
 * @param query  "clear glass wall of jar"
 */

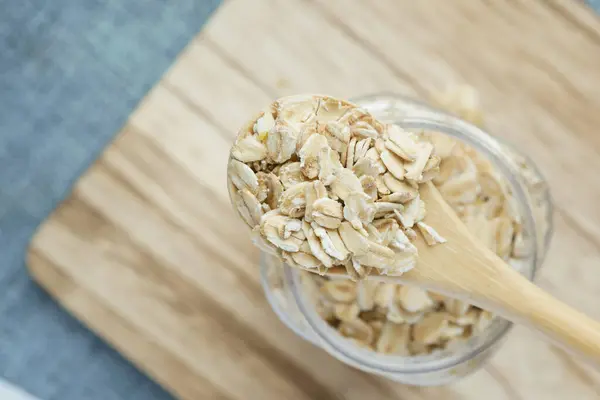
xmin=260 ymin=94 xmax=553 ymax=386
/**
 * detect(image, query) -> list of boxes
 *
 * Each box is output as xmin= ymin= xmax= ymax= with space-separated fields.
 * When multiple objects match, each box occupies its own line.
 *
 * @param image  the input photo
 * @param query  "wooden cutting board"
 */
xmin=27 ymin=0 xmax=600 ymax=399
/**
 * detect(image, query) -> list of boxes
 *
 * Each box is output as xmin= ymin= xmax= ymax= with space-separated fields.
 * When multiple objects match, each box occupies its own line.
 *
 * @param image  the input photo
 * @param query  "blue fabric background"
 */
xmin=0 ymin=1 xmax=219 ymax=399
xmin=1 ymin=1 xmax=599 ymax=399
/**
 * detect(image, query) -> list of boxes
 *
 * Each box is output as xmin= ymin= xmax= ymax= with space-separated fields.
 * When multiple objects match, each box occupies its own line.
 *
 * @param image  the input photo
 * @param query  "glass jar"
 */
xmin=260 ymin=94 xmax=553 ymax=386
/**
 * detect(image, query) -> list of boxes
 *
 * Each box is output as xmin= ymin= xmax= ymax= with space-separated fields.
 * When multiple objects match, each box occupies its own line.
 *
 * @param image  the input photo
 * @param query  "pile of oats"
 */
xmin=302 ymin=275 xmax=494 ymax=355
xmin=228 ymin=95 xmax=444 ymax=279
xmin=299 ymin=87 xmax=529 ymax=356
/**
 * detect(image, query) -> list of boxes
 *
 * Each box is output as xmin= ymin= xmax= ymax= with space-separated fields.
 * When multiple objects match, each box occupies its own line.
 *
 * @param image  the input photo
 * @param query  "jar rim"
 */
xmin=284 ymin=94 xmax=543 ymax=374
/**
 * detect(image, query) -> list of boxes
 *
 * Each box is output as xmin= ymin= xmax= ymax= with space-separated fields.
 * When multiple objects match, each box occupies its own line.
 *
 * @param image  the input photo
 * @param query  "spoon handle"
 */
xmin=405 ymin=253 xmax=600 ymax=365
xmin=385 ymin=262 xmax=600 ymax=364
xmin=410 ymin=182 xmax=600 ymax=364
xmin=484 ymin=266 xmax=600 ymax=365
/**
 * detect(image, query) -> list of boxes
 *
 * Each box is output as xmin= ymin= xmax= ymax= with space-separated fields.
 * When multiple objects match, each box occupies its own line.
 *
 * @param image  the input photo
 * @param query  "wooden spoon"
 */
xmin=229 ymin=96 xmax=600 ymax=362
xmin=327 ymin=181 xmax=600 ymax=363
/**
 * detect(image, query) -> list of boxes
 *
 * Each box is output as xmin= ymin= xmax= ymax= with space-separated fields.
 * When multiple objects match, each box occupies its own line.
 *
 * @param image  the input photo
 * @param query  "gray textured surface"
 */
xmin=0 ymin=1 xmax=219 ymax=399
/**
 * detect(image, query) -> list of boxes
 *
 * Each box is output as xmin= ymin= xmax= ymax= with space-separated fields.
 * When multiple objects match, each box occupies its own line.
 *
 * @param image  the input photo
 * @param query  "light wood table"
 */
xmin=27 ymin=1 xmax=600 ymax=399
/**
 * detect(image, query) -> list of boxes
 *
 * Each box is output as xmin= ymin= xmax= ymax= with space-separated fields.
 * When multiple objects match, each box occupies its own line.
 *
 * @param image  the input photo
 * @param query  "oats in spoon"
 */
xmin=228 ymin=95 xmax=444 ymax=279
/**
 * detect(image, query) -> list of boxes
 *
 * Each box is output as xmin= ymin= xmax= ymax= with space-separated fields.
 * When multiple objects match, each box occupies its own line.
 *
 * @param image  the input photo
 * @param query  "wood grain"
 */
xmin=27 ymin=0 xmax=600 ymax=398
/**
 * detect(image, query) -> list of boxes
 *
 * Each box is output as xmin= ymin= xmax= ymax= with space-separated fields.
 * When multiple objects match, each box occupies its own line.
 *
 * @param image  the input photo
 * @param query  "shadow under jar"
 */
xmin=260 ymin=94 xmax=553 ymax=386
